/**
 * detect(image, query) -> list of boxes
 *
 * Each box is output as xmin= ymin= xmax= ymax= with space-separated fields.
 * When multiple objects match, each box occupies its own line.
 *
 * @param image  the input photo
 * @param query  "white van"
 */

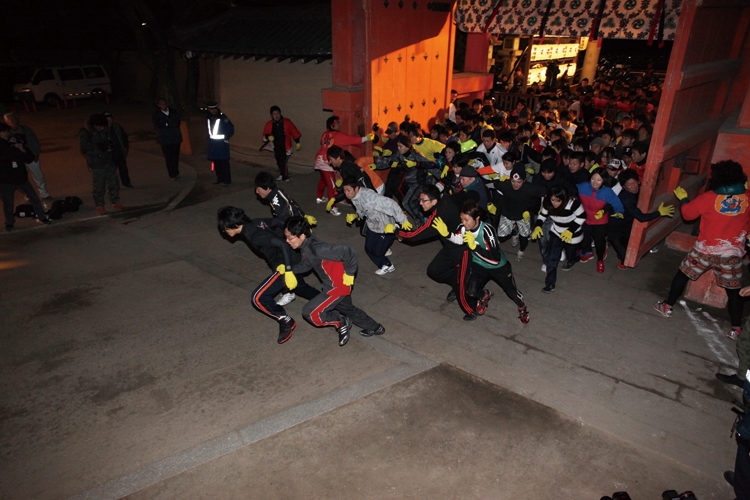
xmin=13 ymin=65 xmax=112 ymax=106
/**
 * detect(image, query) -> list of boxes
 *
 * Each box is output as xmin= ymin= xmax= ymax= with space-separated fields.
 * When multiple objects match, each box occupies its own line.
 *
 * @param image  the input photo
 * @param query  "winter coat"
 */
xmin=152 ymin=107 xmax=183 ymax=145
xmin=351 ymin=187 xmax=406 ymax=233
xmin=207 ymin=112 xmax=234 ymax=160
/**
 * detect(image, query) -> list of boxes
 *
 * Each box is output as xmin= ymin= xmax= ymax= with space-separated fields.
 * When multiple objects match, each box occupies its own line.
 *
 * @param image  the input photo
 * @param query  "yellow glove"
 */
xmin=487 ymin=203 xmax=497 ymax=215
xmin=405 ymin=160 xmax=417 ymax=168
xmin=335 ymin=178 xmax=343 ymax=188
xmin=499 ymin=175 xmax=509 ymax=182
xmin=304 ymin=215 xmax=317 ymax=226
xmin=401 ymin=221 xmax=413 ymax=231
xmin=368 ymin=163 xmax=377 ymax=170
xmin=267 ymin=135 xmax=274 ymax=142
xmin=531 ymin=226 xmax=543 ymax=241
xmin=382 ymin=149 xmax=393 ymax=157
xmin=384 ymin=223 xmax=395 ymax=234
xmin=346 ymin=213 xmax=358 ymax=225
xmin=342 ymin=273 xmax=355 ymax=286
xmin=658 ymin=202 xmax=675 ymax=217
xmin=488 ymin=173 xmax=498 ymax=179
xmin=441 ymin=165 xmax=450 ymax=178
xmin=284 ymin=272 xmax=298 ymax=290
xmin=295 ymin=142 xmax=301 ymax=151
xmin=276 ymin=264 xmax=286 ymax=274
xmin=431 ymin=216 xmax=449 ymax=237
xmin=463 ymin=231 xmax=477 ymax=250
xmin=595 ymin=209 xmax=605 ymax=220
xmin=612 ymin=212 xmax=624 ymax=219
xmin=444 ymin=113 xmax=449 ymax=120
xmin=365 ymin=132 xmax=375 ymax=142
xmin=391 ymin=161 xmax=400 ymax=168
xmin=525 ymin=167 xmax=535 ymax=175
xmin=373 ymin=146 xmax=383 ymax=157
xmin=560 ymin=230 xmax=573 ymax=243
xmin=674 ymin=186 xmax=688 ymax=201
xmin=326 ymin=198 xmax=336 ymax=212
xmin=522 ymin=211 xmax=530 ymax=223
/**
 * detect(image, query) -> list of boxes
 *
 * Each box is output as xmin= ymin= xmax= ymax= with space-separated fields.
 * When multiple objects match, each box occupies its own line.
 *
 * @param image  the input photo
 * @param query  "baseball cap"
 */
xmin=459 ymin=165 xmax=478 ymax=178
xmin=606 ymin=159 xmax=624 ymax=170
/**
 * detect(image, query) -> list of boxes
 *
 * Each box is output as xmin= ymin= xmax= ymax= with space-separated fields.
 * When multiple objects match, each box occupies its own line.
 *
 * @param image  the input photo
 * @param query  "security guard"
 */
xmin=206 ymin=102 xmax=235 ymax=186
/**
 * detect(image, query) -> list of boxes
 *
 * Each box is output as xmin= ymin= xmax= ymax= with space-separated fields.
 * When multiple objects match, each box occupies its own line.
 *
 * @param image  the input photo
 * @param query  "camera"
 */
xmin=10 ymin=134 xmax=26 ymax=146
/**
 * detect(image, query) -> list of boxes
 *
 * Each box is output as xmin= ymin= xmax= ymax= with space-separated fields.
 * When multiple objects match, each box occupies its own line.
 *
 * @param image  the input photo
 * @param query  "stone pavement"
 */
xmin=0 ymin=102 xmax=742 ymax=499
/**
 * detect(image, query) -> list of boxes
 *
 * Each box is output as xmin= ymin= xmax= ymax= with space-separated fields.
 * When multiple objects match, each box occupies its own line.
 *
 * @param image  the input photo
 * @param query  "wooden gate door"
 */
xmin=625 ymin=0 xmax=750 ymax=266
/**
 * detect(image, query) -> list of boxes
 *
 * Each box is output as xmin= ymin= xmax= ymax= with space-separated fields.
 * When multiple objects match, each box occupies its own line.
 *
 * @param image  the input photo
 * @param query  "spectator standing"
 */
xmin=152 ymin=98 xmax=183 ymax=180
xmin=3 ymin=112 xmax=50 ymax=199
xmin=261 ymin=106 xmax=301 ymax=182
xmin=80 ymin=114 xmax=124 ymax=215
xmin=0 ymin=123 xmax=51 ymax=231
xmin=102 ymin=111 xmax=133 ymax=188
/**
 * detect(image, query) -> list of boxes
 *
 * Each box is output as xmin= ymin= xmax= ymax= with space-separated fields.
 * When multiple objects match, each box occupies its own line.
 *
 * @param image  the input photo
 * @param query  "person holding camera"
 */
xmin=80 ymin=114 xmax=124 ymax=215
xmin=0 ymin=123 xmax=51 ymax=231
xmin=3 ymin=113 xmax=51 ymax=200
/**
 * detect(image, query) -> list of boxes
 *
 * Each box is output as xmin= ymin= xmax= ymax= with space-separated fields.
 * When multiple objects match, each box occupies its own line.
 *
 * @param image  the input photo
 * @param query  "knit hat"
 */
xmin=396 ymin=135 xmax=412 ymax=148
xmin=510 ymin=163 xmax=526 ymax=181
xmin=459 ymin=165 xmax=478 ymax=178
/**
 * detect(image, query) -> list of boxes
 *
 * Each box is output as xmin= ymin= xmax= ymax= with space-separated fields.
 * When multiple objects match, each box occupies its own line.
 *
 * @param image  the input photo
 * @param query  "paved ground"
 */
xmin=0 ymin=101 xmax=742 ymax=499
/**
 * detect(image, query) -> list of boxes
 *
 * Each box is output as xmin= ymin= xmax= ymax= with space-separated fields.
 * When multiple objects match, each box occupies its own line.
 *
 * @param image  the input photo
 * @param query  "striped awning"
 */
xmin=455 ymin=0 xmax=683 ymax=41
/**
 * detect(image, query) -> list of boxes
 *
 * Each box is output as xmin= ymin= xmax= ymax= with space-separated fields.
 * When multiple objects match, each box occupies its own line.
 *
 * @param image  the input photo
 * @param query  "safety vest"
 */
xmin=208 ymin=118 xmax=224 ymax=140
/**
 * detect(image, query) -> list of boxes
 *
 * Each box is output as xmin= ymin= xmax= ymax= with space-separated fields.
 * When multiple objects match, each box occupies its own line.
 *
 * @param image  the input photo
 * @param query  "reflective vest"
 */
xmin=208 ymin=118 xmax=224 ymax=140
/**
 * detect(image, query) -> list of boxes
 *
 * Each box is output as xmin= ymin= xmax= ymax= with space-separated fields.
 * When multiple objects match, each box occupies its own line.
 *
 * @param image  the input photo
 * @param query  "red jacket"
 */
xmin=681 ymin=188 xmax=750 ymax=257
xmin=262 ymin=118 xmax=301 ymax=152
xmin=315 ymin=130 xmax=363 ymax=160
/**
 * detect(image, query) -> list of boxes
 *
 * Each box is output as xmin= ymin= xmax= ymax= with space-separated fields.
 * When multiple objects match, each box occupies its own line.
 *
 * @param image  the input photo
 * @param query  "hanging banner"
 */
xmin=455 ymin=0 xmax=682 ymax=40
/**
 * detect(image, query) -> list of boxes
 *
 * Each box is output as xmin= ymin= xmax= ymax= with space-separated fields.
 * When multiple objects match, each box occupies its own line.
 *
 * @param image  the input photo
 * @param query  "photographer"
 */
xmin=0 ymin=123 xmax=50 ymax=231
xmin=80 ymin=114 xmax=124 ymax=215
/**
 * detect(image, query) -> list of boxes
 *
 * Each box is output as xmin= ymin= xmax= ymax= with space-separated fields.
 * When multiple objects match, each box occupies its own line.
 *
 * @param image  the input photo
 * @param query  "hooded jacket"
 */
xmin=351 ymin=187 xmax=407 ymax=233
xmin=79 ymin=121 xmax=117 ymax=169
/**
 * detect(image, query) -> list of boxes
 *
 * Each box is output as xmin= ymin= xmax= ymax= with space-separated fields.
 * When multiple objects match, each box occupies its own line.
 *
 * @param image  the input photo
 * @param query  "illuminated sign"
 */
xmin=530 ymin=43 xmax=580 ymax=62
xmin=527 ymin=63 xmax=577 ymax=85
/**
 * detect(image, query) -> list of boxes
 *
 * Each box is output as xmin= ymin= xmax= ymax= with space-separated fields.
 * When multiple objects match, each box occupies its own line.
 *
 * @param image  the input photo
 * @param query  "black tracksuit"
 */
xmin=398 ymin=195 xmax=477 ymax=315
xmin=240 ymin=221 xmax=319 ymax=324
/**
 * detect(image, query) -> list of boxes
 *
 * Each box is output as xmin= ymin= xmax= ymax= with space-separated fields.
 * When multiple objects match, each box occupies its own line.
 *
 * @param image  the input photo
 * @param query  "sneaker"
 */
xmin=560 ymin=250 xmax=566 ymax=262
xmin=475 ymin=289 xmax=493 ymax=316
xmin=330 ymin=207 xmax=341 ymax=216
xmin=360 ymin=324 xmax=385 ymax=337
xmin=511 ymin=235 xmax=519 ymax=247
xmin=375 ymin=264 xmax=395 ymax=275
xmin=112 ymin=202 xmax=125 ymax=211
xmin=728 ymin=327 xmax=742 ymax=341
xmin=562 ymin=261 xmax=575 ymax=271
xmin=602 ymin=248 xmax=608 ymax=261
xmin=649 ymin=245 xmax=659 ymax=254
xmin=337 ymin=316 xmax=352 ymax=346
xmin=516 ymin=250 xmax=525 ymax=261
xmin=276 ymin=293 xmax=296 ymax=306
xmin=654 ymin=301 xmax=673 ymax=318
xmin=96 ymin=206 xmax=106 ymax=216
xmin=446 ymin=289 xmax=457 ymax=302
xmin=596 ymin=260 xmax=604 ymax=273
xmin=278 ymin=317 xmax=296 ymax=344
xmin=579 ymin=251 xmax=594 ymax=263
xmin=276 ymin=175 xmax=284 ymax=181
xmin=617 ymin=260 xmax=627 ymax=270
xmin=463 ymin=312 xmax=478 ymax=321
xmin=385 ymin=248 xmax=393 ymax=256
xmin=542 ymin=284 xmax=555 ymax=293
xmin=518 ymin=306 xmax=530 ymax=324
xmin=541 ymin=264 xmax=546 ymax=273
xmin=316 ymin=197 xmax=329 ymax=204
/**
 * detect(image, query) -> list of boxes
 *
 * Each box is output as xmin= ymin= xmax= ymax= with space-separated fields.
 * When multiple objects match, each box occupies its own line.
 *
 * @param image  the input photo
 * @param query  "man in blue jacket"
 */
xmin=207 ymin=102 xmax=235 ymax=186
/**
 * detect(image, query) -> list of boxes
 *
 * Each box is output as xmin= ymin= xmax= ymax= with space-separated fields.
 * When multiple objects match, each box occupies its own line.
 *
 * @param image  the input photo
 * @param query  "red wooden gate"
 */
xmin=625 ymin=0 xmax=750 ymax=266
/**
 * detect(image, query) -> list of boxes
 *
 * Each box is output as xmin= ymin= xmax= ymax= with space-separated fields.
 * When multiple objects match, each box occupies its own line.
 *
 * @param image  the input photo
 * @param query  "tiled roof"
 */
xmin=173 ymin=4 xmax=332 ymax=61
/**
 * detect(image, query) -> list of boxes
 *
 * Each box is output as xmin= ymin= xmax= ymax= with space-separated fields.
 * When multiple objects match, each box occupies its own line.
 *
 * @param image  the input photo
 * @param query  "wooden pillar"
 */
xmin=325 ymin=0 xmax=366 ymax=136
xmin=464 ymin=32 xmax=491 ymax=73
xmin=580 ymin=40 xmax=601 ymax=83
xmin=739 ymin=82 xmax=750 ymax=129
xmin=522 ymin=36 xmax=533 ymax=93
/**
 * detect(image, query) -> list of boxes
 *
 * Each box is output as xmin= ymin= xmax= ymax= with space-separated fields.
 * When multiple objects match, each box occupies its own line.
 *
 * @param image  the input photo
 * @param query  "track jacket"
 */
xmin=262 ymin=187 xmax=305 ymax=229
xmin=292 ymin=236 xmax=358 ymax=292
xmin=448 ymin=221 xmax=508 ymax=269
xmin=576 ymin=182 xmax=624 ymax=225
xmin=351 ymin=187 xmax=407 ymax=233
xmin=240 ymin=219 xmax=295 ymax=271
xmin=398 ymin=195 xmax=462 ymax=246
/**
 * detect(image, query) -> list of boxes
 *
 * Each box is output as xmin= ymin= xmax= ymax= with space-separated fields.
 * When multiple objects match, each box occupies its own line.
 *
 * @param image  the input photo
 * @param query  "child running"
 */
xmin=446 ymin=199 xmax=529 ymax=323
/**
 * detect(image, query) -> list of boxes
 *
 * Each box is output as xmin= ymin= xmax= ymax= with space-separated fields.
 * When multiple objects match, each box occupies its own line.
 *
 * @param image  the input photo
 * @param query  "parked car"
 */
xmin=13 ymin=65 xmax=112 ymax=106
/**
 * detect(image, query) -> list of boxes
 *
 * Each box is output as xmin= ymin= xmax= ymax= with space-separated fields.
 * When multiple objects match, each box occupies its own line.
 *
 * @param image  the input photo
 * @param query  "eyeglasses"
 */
xmin=418 ymin=198 xmax=432 ymax=203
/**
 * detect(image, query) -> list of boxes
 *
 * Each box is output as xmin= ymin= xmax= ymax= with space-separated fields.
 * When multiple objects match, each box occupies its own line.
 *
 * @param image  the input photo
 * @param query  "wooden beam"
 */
xmin=679 ymin=59 xmax=741 ymax=90
xmin=658 ymin=119 xmax=724 ymax=162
